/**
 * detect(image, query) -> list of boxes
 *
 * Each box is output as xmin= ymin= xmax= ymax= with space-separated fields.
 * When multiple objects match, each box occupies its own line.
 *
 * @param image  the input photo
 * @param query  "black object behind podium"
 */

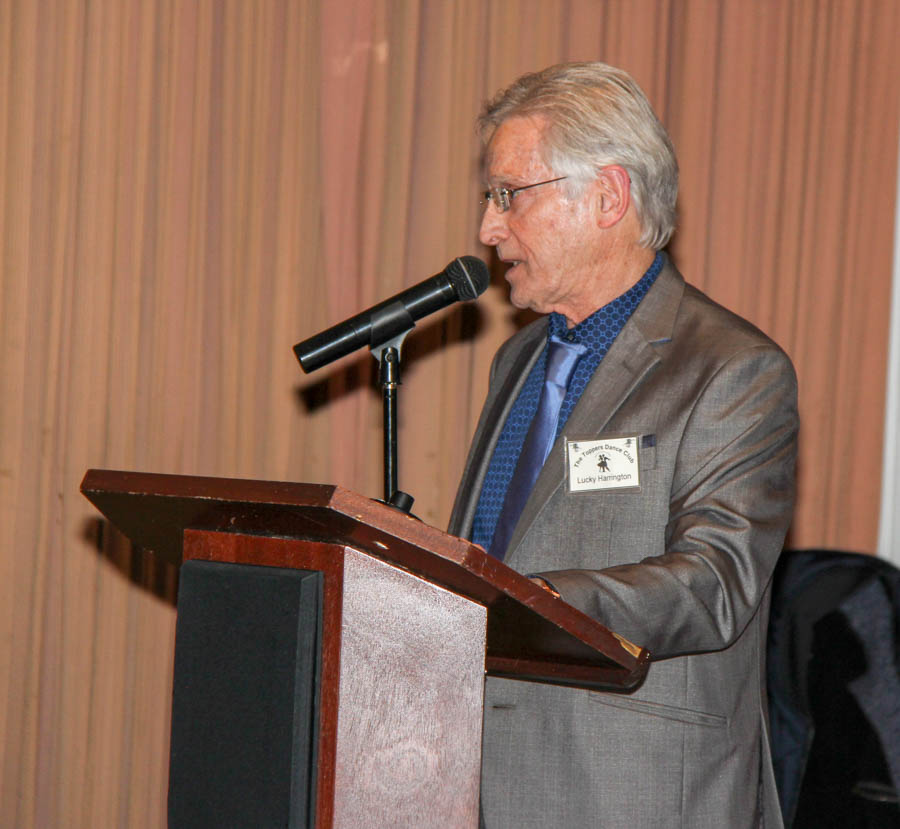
xmin=82 ymin=469 xmax=649 ymax=829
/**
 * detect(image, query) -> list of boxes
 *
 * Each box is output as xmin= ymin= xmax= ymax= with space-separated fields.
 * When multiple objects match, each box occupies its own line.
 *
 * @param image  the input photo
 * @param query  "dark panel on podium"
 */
xmin=168 ymin=560 xmax=322 ymax=829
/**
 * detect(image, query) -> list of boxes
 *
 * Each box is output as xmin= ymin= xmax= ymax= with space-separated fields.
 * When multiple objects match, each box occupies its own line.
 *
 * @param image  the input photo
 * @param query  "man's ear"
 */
xmin=594 ymin=165 xmax=631 ymax=229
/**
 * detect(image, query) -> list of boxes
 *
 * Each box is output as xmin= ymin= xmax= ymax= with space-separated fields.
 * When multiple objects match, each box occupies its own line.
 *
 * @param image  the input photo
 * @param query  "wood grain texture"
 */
xmin=333 ymin=549 xmax=484 ymax=828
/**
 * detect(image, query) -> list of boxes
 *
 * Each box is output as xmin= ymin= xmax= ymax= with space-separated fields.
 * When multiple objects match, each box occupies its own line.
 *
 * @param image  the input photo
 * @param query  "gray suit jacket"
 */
xmin=449 ymin=258 xmax=797 ymax=828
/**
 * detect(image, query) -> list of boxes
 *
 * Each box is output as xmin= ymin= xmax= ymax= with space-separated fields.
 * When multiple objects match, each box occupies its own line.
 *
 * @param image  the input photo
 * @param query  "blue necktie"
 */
xmin=488 ymin=335 xmax=586 ymax=560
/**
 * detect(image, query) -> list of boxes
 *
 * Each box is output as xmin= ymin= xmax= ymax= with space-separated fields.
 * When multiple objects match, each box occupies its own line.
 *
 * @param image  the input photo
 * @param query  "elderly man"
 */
xmin=449 ymin=63 xmax=797 ymax=828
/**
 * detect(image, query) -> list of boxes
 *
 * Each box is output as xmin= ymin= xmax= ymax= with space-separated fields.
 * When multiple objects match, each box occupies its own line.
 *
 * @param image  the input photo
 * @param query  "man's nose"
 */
xmin=479 ymin=203 xmax=509 ymax=247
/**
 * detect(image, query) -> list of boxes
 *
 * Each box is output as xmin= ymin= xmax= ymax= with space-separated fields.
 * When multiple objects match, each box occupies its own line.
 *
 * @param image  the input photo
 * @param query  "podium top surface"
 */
xmin=82 ymin=468 xmax=649 ymax=691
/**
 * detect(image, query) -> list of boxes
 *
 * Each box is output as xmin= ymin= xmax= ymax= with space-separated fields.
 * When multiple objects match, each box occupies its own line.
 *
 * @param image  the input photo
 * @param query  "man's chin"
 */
xmin=507 ymin=290 xmax=544 ymax=316
xmin=506 ymin=272 xmax=551 ymax=315
xmin=506 ymin=284 xmax=530 ymax=311
xmin=506 ymin=271 xmax=528 ymax=306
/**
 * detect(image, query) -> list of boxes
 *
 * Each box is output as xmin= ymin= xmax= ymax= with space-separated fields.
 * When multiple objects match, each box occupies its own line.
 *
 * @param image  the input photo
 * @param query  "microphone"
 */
xmin=294 ymin=256 xmax=489 ymax=372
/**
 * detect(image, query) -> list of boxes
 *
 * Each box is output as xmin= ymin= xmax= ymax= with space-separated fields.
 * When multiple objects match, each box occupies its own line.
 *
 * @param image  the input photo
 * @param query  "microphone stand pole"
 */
xmin=379 ymin=345 xmax=401 ymax=500
xmin=369 ymin=303 xmax=415 ymax=513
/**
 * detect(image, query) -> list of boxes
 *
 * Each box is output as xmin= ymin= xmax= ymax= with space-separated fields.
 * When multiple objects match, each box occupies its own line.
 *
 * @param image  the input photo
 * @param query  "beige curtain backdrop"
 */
xmin=2 ymin=0 xmax=899 ymax=825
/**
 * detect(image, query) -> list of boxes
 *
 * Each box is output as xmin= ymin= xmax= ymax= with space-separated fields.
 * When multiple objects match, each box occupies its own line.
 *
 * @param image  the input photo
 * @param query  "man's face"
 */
xmin=479 ymin=115 xmax=604 ymax=320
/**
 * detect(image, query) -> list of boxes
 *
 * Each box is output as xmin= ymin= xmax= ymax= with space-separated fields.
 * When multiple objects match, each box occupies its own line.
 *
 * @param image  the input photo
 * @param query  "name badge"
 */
xmin=566 ymin=436 xmax=641 ymax=493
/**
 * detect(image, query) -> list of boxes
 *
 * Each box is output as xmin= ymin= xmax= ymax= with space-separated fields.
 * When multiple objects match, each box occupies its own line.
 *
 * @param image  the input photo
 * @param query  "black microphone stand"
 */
xmin=369 ymin=303 xmax=416 ymax=513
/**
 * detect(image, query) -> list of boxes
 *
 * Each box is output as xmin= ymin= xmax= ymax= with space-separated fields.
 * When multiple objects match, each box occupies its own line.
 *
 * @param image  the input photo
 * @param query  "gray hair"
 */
xmin=478 ymin=62 xmax=678 ymax=250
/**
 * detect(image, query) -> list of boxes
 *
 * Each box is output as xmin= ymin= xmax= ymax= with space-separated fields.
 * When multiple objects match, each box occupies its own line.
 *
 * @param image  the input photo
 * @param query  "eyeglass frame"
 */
xmin=480 ymin=175 xmax=568 ymax=213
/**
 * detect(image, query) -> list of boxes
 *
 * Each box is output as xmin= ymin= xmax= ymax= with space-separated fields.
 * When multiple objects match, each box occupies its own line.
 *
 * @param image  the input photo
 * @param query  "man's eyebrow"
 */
xmin=484 ymin=175 xmax=526 ymax=188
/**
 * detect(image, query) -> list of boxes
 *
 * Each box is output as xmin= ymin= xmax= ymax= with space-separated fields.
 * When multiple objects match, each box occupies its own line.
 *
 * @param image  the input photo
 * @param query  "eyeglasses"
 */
xmin=480 ymin=176 xmax=567 ymax=213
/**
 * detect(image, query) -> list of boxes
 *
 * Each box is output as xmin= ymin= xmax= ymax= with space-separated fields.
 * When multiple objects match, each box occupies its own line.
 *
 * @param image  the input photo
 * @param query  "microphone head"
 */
xmin=446 ymin=256 xmax=490 ymax=301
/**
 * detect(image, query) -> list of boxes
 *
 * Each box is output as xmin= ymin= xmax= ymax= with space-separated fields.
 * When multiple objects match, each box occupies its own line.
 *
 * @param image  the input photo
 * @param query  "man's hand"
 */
xmin=529 ymin=576 xmax=561 ymax=599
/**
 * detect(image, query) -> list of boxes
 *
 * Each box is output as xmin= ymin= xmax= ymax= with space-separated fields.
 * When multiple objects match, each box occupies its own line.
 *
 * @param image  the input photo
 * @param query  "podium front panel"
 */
xmin=332 ymin=548 xmax=485 ymax=828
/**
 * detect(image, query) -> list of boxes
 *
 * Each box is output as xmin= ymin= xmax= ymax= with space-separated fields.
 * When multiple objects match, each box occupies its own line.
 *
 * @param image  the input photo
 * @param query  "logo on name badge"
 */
xmin=566 ymin=436 xmax=641 ymax=492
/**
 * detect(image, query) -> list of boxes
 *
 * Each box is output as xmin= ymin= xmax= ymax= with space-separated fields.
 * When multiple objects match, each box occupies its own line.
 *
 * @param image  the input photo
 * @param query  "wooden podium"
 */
xmin=81 ymin=469 xmax=649 ymax=829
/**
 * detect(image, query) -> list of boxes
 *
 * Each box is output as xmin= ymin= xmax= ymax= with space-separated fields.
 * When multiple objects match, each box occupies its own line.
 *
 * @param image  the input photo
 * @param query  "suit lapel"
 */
xmin=504 ymin=262 xmax=685 ymax=562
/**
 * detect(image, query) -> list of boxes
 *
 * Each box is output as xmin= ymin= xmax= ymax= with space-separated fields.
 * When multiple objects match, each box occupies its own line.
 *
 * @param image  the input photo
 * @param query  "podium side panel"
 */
xmin=333 ymin=549 xmax=486 ymax=829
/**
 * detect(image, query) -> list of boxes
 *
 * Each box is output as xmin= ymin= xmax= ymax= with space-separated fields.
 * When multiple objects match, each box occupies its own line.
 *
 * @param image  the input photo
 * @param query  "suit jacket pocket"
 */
xmin=588 ymin=691 xmax=727 ymax=728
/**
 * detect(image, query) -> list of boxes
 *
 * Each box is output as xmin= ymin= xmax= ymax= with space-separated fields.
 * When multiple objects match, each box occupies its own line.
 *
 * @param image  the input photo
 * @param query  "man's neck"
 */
xmin=563 ymin=245 xmax=658 ymax=328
